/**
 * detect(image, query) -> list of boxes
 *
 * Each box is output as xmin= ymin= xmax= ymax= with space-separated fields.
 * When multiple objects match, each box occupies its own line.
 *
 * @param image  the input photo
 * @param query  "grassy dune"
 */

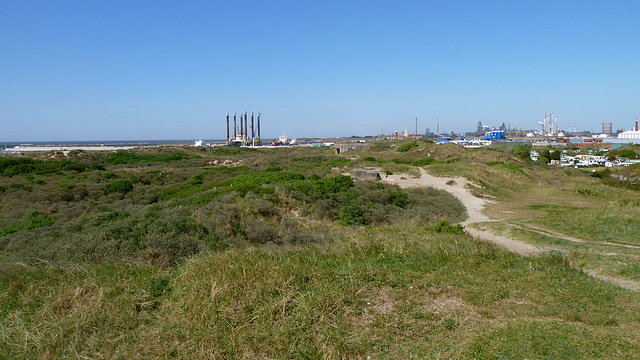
xmin=1 ymin=141 xmax=640 ymax=358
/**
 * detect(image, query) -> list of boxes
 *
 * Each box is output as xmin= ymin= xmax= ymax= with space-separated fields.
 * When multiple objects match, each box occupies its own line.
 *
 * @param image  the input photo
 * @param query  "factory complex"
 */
xmin=204 ymin=113 xmax=640 ymax=159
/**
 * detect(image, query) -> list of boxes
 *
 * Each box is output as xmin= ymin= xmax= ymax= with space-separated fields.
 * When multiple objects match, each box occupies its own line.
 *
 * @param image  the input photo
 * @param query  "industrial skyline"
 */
xmin=2 ymin=1 xmax=639 ymax=142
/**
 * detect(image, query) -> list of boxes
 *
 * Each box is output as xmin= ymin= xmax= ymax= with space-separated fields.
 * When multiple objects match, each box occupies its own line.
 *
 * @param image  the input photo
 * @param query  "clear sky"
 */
xmin=2 ymin=0 xmax=639 ymax=141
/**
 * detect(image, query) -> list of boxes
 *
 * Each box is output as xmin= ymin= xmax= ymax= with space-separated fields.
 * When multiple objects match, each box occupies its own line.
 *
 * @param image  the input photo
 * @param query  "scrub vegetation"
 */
xmin=2 ymin=141 xmax=640 ymax=359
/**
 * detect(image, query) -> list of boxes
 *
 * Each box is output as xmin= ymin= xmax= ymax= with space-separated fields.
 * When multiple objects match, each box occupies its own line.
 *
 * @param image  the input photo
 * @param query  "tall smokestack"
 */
xmin=226 ymin=113 xmax=229 ymax=141
xmin=240 ymin=112 xmax=243 ymax=139
xmin=244 ymin=111 xmax=248 ymax=141
xmin=257 ymin=113 xmax=261 ymax=144
xmin=251 ymin=112 xmax=254 ymax=139
xmin=636 ymin=118 xmax=638 ymax=132
xmin=233 ymin=113 xmax=237 ymax=139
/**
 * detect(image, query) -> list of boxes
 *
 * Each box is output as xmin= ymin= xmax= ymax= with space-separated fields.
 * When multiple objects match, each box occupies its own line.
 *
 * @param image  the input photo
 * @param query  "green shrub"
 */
xmin=337 ymin=204 xmax=369 ymax=225
xmin=105 ymin=151 xmax=190 ymax=165
xmin=0 ymin=158 xmax=88 ymax=176
xmin=23 ymin=211 xmax=56 ymax=230
xmin=9 ymin=183 xmax=32 ymax=192
xmin=388 ymin=189 xmax=408 ymax=208
xmin=607 ymin=146 xmax=640 ymax=160
xmin=0 ymin=211 xmax=55 ymax=237
xmin=590 ymin=170 xmax=609 ymax=179
xmin=242 ymin=217 xmax=278 ymax=244
xmin=103 ymin=180 xmax=134 ymax=195
xmin=129 ymin=174 xmax=152 ymax=185
xmin=429 ymin=220 xmax=465 ymax=234
xmin=397 ymin=141 xmax=418 ymax=152
xmin=412 ymin=157 xmax=438 ymax=166
xmin=393 ymin=158 xmax=412 ymax=164
xmin=363 ymin=156 xmax=377 ymax=162
xmin=188 ymin=173 xmax=205 ymax=185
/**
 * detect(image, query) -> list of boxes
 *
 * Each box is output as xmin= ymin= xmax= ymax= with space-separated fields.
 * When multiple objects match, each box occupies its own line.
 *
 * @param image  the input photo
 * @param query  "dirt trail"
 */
xmin=378 ymin=168 xmax=640 ymax=291
xmin=381 ymin=168 xmax=539 ymax=256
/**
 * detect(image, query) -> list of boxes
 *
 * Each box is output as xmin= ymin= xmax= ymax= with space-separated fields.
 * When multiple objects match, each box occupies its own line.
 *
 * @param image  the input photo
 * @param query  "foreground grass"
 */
xmin=2 ymin=227 xmax=640 ymax=359
xmin=3 ymin=143 xmax=640 ymax=358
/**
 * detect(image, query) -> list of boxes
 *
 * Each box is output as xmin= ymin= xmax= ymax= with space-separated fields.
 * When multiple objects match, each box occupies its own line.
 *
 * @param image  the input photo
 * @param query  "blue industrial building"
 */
xmin=484 ymin=131 xmax=505 ymax=140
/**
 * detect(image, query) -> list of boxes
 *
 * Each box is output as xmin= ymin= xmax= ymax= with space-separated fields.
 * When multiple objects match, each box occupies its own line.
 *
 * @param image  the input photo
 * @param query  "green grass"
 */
xmin=486 ymin=161 xmax=526 ymax=175
xmin=2 ymin=229 xmax=639 ymax=358
xmin=2 ymin=143 xmax=640 ymax=358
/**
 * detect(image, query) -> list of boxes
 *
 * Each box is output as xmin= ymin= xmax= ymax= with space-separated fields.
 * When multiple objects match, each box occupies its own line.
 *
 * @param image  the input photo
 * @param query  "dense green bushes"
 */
xmin=605 ymin=145 xmax=640 ymax=160
xmin=104 ymin=180 xmax=134 ymax=195
xmin=105 ymin=151 xmax=190 ymax=164
xmin=0 ymin=146 xmax=467 ymax=266
xmin=0 ymin=158 xmax=87 ymax=176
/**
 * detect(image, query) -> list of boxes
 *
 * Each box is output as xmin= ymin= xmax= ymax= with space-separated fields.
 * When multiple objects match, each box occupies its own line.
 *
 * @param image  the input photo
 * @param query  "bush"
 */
xmin=0 ymin=211 xmax=55 ymax=237
xmin=265 ymin=165 xmax=282 ymax=172
xmin=363 ymin=156 xmax=377 ymax=162
xmin=393 ymin=158 xmax=412 ymax=164
xmin=104 ymin=180 xmax=134 ymax=195
xmin=397 ymin=141 xmax=418 ymax=152
xmin=242 ymin=217 xmax=278 ymax=244
xmin=0 ymin=158 xmax=88 ymax=177
xmin=105 ymin=151 xmax=190 ymax=165
xmin=388 ymin=189 xmax=408 ymax=208
xmin=429 ymin=220 xmax=465 ymax=234
xmin=412 ymin=157 xmax=438 ymax=166
xmin=337 ymin=204 xmax=369 ymax=225
xmin=9 ymin=183 xmax=32 ymax=192
xmin=188 ymin=173 xmax=205 ymax=185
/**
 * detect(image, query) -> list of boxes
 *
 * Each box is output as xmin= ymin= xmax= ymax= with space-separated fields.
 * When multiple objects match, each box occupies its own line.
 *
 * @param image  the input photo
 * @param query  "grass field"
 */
xmin=1 ymin=141 xmax=640 ymax=358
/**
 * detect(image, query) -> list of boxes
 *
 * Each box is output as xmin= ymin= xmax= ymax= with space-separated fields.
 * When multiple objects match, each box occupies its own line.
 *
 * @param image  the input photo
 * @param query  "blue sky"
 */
xmin=2 ymin=0 xmax=639 ymax=141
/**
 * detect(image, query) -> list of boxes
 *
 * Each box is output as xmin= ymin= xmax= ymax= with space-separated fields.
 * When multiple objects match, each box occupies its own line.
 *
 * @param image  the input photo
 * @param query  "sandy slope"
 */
xmin=381 ymin=168 xmax=539 ymax=256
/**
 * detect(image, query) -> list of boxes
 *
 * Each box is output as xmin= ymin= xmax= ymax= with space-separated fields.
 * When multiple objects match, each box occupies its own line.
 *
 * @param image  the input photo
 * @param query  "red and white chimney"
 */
xmin=635 ymin=118 xmax=638 ymax=132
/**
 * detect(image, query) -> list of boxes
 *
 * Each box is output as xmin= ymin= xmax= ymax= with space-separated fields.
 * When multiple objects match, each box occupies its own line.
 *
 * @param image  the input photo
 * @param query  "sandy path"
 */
xmin=378 ymin=168 xmax=640 ymax=290
xmin=381 ymin=168 xmax=539 ymax=256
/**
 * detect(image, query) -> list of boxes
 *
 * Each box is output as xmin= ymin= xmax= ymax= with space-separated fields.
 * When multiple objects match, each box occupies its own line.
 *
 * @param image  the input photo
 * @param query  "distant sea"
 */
xmin=1 ymin=139 xmax=227 ymax=151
